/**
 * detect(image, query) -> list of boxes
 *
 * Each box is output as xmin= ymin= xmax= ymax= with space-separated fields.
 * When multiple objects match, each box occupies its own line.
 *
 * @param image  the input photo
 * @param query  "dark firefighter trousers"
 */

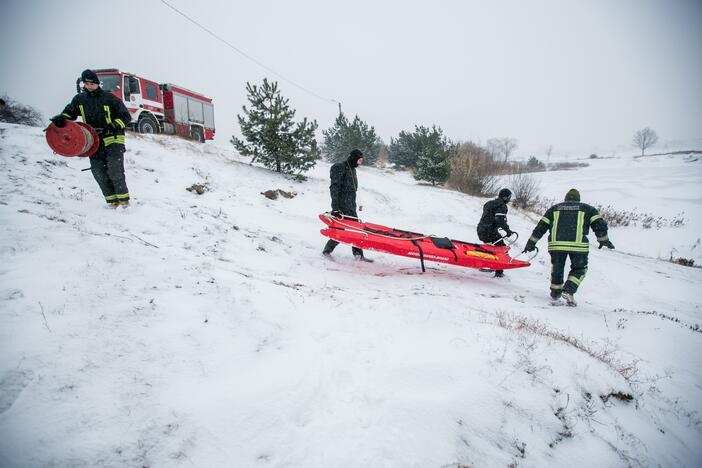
xmin=477 ymin=228 xmax=505 ymax=274
xmin=323 ymin=209 xmax=363 ymax=257
xmin=550 ymin=251 xmax=589 ymax=295
xmin=89 ymin=143 xmax=129 ymax=204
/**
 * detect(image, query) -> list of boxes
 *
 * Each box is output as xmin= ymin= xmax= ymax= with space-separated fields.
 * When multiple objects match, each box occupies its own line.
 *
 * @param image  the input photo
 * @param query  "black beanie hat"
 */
xmin=81 ymin=69 xmax=100 ymax=84
xmin=565 ymin=188 xmax=580 ymax=201
xmin=348 ymin=149 xmax=363 ymax=167
xmin=498 ymin=188 xmax=512 ymax=201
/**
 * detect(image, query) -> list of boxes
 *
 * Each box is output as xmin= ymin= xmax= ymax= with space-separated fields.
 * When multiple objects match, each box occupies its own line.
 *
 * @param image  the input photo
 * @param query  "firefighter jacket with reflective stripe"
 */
xmin=477 ymin=198 xmax=511 ymax=234
xmin=529 ymin=201 xmax=609 ymax=253
xmin=61 ymin=88 xmax=131 ymax=146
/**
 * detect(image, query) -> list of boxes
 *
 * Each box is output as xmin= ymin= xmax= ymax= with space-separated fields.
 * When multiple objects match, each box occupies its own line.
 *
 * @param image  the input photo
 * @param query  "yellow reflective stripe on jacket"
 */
xmin=79 ymin=105 xmax=86 ymax=122
xmin=61 ymin=112 xmax=72 ymax=119
xmin=590 ymin=214 xmax=602 ymax=223
xmin=104 ymin=105 xmax=112 ymax=124
xmin=540 ymin=216 xmax=551 ymax=225
xmin=103 ymin=135 xmax=126 ymax=146
xmin=575 ymin=211 xmax=585 ymax=244
xmin=551 ymin=211 xmax=560 ymax=242
xmin=114 ymin=118 xmax=126 ymax=128
xmin=548 ymin=241 xmax=589 ymax=252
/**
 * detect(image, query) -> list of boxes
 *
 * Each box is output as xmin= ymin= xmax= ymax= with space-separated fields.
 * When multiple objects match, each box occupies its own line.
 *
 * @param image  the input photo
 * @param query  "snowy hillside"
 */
xmin=1 ymin=123 xmax=700 ymax=468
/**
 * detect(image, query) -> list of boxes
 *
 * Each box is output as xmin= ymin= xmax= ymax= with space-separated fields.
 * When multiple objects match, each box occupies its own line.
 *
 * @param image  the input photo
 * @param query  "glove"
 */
xmin=598 ymin=240 xmax=615 ymax=249
xmin=50 ymin=115 xmax=66 ymax=128
xmin=523 ymin=240 xmax=536 ymax=253
xmin=103 ymin=122 xmax=117 ymax=135
xmin=330 ymin=210 xmax=342 ymax=218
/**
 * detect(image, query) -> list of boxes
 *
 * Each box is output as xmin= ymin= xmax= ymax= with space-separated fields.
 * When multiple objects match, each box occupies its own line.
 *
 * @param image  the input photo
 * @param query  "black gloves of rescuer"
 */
xmin=103 ymin=122 xmax=118 ymax=135
xmin=50 ymin=115 xmax=66 ymax=128
xmin=599 ymin=240 xmax=615 ymax=249
xmin=330 ymin=210 xmax=342 ymax=218
xmin=523 ymin=240 xmax=536 ymax=253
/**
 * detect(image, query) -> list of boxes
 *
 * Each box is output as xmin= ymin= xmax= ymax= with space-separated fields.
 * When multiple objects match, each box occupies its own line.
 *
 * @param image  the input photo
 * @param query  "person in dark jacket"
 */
xmin=523 ymin=188 xmax=614 ymax=306
xmin=322 ymin=149 xmax=373 ymax=262
xmin=50 ymin=69 xmax=132 ymax=207
xmin=477 ymin=188 xmax=514 ymax=277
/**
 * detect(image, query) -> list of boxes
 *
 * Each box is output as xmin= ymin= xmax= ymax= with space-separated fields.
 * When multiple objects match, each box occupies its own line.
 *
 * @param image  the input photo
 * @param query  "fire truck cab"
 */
xmin=84 ymin=68 xmax=215 ymax=142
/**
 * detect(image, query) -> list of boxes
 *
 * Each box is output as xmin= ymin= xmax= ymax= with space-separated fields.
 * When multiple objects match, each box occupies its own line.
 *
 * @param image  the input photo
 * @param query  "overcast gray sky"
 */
xmin=1 ymin=0 xmax=700 ymax=157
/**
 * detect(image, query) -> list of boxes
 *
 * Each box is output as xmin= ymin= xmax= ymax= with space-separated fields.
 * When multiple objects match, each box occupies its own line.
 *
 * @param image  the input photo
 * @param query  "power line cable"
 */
xmin=159 ymin=0 xmax=340 ymax=107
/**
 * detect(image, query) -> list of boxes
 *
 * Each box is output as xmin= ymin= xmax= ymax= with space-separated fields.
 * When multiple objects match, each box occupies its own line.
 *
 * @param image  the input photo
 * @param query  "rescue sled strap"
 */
xmin=411 ymin=239 xmax=426 ymax=273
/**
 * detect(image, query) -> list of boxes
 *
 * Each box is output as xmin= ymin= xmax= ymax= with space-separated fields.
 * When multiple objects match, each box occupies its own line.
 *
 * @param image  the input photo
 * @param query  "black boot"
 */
xmin=494 ymin=270 xmax=504 ymax=278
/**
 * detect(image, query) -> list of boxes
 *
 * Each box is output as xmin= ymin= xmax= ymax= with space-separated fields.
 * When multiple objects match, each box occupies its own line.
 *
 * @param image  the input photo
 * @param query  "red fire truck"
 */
xmin=77 ymin=69 xmax=215 ymax=143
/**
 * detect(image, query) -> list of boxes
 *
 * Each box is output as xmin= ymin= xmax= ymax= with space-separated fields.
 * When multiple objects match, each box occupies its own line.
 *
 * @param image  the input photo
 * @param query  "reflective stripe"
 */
xmin=529 ymin=236 xmax=539 ymax=243
xmin=549 ymin=245 xmax=589 ymax=253
xmin=551 ymin=211 xmax=560 ymax=242
xmin=61 ymin=112 xmax=72 ymax=119
xmin=549 ymin=241 xmax=589 ymax=247
xmin=103 ymin=135 xmax=126 ymax=146
xmin=550 ymin=283 xmax=564 ymax=290
xmin=540 ymin=216 xmax=551 ymax=225
xmin=105 ymin=194 xmax=118 ymax=201
xmin=104 ymin=105 xmax=112 ymax=124
xmin=115 ymin=118 xmax=126 ymax=128
xmin=567 ymin=275 xmax=583 ymax=286
xmin=597 ymin=235 xmax=609 ymax=241
xmin=590 ymin=214 xmax=602 ymax=223
xmin=576 ymin=211 xmax=585 ymax=244
xmin=79 ymin=105 xmax=86 ymax=122
xmin=115 ymin=193 xmax=130 ymax=200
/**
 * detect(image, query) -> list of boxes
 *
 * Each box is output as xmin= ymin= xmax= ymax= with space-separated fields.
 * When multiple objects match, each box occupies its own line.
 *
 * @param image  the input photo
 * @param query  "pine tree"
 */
xmin=232 ymin=79 xmax=320 ymax=176
xmin=322 ymin=112 xmax=381 ymax=165
xmin=412 ymin=126 xmax=452 ymax=186
xmin=388 ymin=130 xmax=419 ymax=169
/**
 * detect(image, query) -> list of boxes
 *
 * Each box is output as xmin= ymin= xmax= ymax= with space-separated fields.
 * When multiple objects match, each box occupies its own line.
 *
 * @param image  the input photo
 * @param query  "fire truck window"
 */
xmin=128 ymin=77 xmax=140 ymax=94
xmin=99 ymin=74 xmax=120 ymax=92
xmin=145 ymin=83 xmax=158 ymax=101
xmin=188 ymin=99 xmax=204 ymax=123
xmin=204 ymin=103 xmax=215 ymax=129
xmin=123 ymin=76 xmax=130 ymax=99
xmin=174 ymin=94 xmax=188 ymax=123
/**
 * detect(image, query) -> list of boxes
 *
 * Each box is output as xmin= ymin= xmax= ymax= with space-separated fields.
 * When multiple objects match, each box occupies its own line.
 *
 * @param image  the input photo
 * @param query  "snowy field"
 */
xmin=0 ymin=122 xmax=700 ymax=467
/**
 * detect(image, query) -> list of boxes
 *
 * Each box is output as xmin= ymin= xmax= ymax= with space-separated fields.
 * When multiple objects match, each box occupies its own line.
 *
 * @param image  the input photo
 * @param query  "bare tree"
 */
xmin=0 ymin=94 xmax=43 ymax=127
xmin=632 ymin=127 xmax=658 ymax=157
xmin=487 ymin=137 xmax=519 ymax=162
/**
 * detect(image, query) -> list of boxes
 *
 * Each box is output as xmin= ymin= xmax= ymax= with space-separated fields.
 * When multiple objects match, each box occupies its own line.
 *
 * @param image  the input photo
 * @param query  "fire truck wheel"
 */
xmin=191 ymin=127 xmax=205 ymax=143
xmin=137 ymin=115 xmax=158 ymax=134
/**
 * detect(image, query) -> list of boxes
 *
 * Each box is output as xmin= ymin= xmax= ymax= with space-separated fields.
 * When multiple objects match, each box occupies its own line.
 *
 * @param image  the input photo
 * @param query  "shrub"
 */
xmin=447 ymin=142 xmax=501 ymax=196
xmin=0 ymin=94 xmax=43 ymax=127
xmin=510 ymin=171 xmax=540 ymax=209
xmin=526 ymin=156 xmax=546 ymax=171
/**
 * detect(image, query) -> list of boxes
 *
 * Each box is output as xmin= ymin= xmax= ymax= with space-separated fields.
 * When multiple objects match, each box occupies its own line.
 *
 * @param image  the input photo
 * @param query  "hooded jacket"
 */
xmin=329 ymin=155 xmax=361 ymax=216
xmin=477 ymin=197 xmax=511 ymax=234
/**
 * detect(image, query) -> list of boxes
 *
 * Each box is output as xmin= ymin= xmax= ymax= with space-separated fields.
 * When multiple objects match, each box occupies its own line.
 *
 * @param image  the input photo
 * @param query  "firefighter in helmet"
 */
xmin=523 ymin=188 xmax=614 ymax=306
xmin=50 ymin=69 xmax=132 ymax=207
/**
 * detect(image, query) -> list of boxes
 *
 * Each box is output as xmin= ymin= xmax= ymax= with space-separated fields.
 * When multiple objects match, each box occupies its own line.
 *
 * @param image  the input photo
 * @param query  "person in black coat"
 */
xmin=50 ymin=69 xmax=132 ymax=207
xmin=323 ymin=149 xmax=373 ymax=262
xmin=477 ymin=188 xmax=514 ymax=277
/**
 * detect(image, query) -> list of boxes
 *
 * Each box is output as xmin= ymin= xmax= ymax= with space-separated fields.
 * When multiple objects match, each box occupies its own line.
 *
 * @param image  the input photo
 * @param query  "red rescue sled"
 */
xmin=319 ymin=213 xmax=531 ymax=272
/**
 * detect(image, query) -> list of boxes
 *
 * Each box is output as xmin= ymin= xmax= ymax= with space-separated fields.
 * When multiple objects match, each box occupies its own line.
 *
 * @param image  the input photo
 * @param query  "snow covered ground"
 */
xmin=0 ymin=122 xmax=700 ymax=467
